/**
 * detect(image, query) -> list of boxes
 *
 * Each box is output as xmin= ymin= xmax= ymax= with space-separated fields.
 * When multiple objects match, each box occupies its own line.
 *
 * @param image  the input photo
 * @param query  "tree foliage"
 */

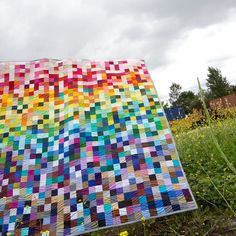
xmin=230 ymin=85 xmax=236 ymax=93
xmin=169 ymin=83 xmax=182 ymax=107
xmin=206 ymin=67 xmax=231 ymax=99
xmin=176 ymin=91 xmax=201 ymax=114
xmin=161 ymin=101 xmax=169 ymax=109
xmin=167 ymin=67 xmax=234 ymax=115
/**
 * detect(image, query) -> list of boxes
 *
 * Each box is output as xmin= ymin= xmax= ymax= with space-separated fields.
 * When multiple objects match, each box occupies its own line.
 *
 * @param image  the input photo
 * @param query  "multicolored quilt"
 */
xmin=0 ymin=59 xmax=197 ymax=235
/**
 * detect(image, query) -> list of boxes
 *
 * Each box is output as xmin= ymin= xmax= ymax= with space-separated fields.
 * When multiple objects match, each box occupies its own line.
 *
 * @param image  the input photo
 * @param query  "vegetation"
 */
xmin=169 ymin=83 xmax=182 ymax=107
xmin=171 ymin=107 xmax=236 ymax=134
xmin=167 ymin=66 xmax=236 ymax=114
xmin=206 ymin=67 xmax=231 ymax=99
xmin=175 ymin=90 xmax=201 ymax=114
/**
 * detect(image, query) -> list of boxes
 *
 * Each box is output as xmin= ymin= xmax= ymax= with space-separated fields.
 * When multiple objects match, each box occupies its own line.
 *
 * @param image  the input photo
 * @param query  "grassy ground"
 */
xmin=89 ymin=118 xmax=236 ymax=235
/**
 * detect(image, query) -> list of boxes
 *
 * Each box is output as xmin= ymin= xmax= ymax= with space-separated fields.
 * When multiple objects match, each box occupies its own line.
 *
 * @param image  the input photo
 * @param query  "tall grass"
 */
xmin=197 ymin=78 xmax=236 ymax=175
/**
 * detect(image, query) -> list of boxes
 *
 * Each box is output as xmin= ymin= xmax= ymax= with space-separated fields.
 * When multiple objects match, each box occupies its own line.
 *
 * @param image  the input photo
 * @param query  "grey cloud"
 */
xmin=101 ymin=0 xmax=236 ymax=68
xmin=0 ymin=0 xmax=236 ymax=71
xmin=101 ymin=0 xmax=236 ymax=28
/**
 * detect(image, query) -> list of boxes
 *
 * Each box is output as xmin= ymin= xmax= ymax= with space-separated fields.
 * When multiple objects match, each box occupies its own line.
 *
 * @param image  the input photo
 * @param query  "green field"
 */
xmin=91 ymin=118 xmax=236 ymax=235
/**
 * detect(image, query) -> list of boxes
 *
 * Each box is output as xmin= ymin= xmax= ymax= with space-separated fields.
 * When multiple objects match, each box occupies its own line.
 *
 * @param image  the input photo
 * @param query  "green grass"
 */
xmin=87 ymin=118 xmax=236 ymax=236
xmin=176 ymin=118 xmax=236 ymax=211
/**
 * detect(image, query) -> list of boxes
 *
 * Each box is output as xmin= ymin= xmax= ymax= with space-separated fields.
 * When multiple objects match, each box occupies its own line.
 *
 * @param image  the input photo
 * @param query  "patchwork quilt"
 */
xmin=0 ymin=59 xmax=197 ymax=235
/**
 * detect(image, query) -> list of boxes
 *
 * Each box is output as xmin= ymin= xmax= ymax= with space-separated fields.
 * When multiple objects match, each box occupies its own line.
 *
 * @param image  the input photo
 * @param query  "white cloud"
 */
xmin=151 ymin=11 xmax=236 ymax=101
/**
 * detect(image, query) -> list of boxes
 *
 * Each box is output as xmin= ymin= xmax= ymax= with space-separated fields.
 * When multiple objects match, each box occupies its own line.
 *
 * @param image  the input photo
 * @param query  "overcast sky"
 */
xmin=1 ymin=0 xmax=236 ymax=101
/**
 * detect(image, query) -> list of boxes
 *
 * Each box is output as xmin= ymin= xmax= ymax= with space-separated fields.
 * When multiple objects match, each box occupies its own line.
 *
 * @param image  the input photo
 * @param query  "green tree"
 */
xmin=206 ymin=67 xmax=231 ymax=98
xmin=176 ymin=91 xmax=201 ymax=114
xmin=169 ymin=83 xmax=182 ymax=107
xmin=230 ymin=85 xmax=236 ymax=93
xmin=161 ymin=101 xmax=169 ymax=109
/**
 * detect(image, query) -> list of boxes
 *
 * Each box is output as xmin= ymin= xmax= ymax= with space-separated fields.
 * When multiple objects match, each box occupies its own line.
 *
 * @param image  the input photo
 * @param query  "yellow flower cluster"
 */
xmin=171 ymin=107 xmax=236 ymax=135
xmin=40 ymin=230 xmax=49 ymax=235
xmin=119 ymin=230 xmax=129 ymax=236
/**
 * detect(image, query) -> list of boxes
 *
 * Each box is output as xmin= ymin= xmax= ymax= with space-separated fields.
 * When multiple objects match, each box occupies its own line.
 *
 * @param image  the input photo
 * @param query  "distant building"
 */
xmin=209 ymin=93 xmax=236 ymax=109
xmin=164 ymin=107 xmax=185 ymax=122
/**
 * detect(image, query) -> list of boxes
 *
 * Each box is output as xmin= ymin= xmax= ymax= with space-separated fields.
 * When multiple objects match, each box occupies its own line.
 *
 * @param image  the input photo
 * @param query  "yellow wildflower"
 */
xmin=40 ymin=230 xmax=49 ymax=235
xmin=119 ymin=230 xmax=129 ymax=236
